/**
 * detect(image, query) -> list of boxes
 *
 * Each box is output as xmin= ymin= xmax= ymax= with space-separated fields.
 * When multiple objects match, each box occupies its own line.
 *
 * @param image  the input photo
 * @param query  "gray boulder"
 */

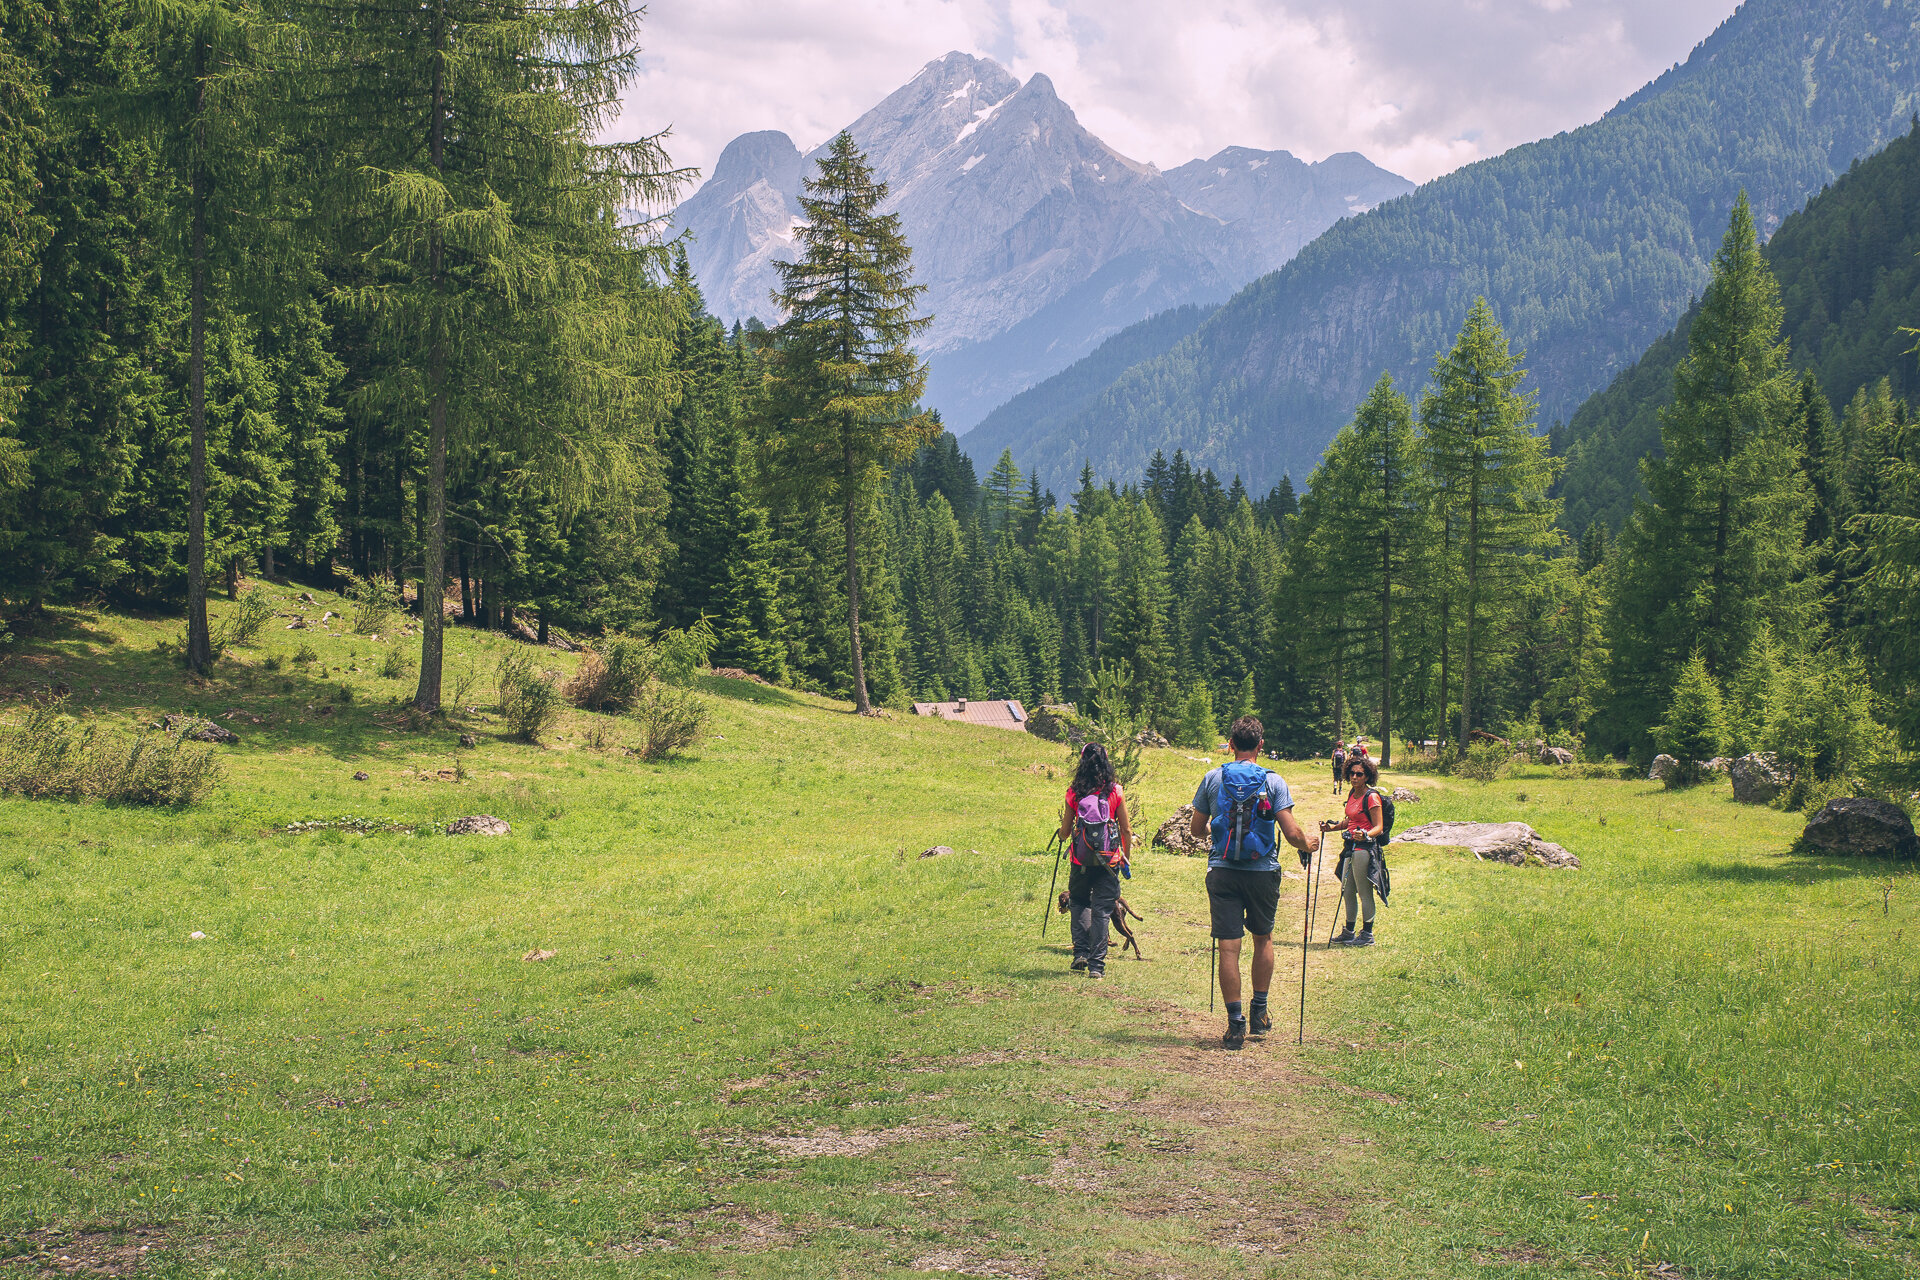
xmin=919 ymin=845 xmax=955 ymax=859
xmin=458 ymin=733 xmax=478 ymax=748
xmin=1391 ymin=787 xmax=1420 ymax=804
xmin=1395 ymin=820 xmax=1580 ymax=869
xmin=1703 ymin=757 xmax=1731 ymax=775
xmin=1648 ymin=754 xmax=1679 ymax=783
xmin=1539 ymin=746 xmax=1574 ymax=766
xmin=162 ymin=714 xmax=238 ymax=744
xmin=1801 ymin=798 xmax=1918 ymax=859
xmin=1730 ymin=753 xmax=1792 ymax=805
xmin=446 ymin=815 xmax=511 ymax=837
xmin=1151 ymin=804 xmax=1211 ymax=857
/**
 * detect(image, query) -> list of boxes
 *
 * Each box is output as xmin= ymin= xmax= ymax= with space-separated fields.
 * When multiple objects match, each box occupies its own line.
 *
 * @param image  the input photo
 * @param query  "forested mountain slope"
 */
xmin=992 ymin=0 xmax=1920 ymax=496
xmin=1556 ymin=119 xmax=1920 ymax=534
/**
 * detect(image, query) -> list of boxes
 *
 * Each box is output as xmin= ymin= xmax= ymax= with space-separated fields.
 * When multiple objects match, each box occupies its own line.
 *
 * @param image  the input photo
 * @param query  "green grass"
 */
xmin=0 ymin=593 xmax=1916 ymax=1277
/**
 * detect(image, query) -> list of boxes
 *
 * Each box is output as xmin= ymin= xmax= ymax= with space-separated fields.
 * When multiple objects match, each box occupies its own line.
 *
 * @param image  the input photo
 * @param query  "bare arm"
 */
xmin=1364 ymin=792 xmax=1385 ymax=840
xmin=1059 ymin=797 xmax=1074 ymax=845
xmin=1188 ymin=804 xmax=1208 ymax=842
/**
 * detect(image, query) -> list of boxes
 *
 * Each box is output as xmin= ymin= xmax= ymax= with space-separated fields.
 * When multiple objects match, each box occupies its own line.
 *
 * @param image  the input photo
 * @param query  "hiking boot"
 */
xmin=1353 ymin=926 xmax=1376 ymax=947
xmin=1249 ymin=1008 xmax=1272 ymax=1038
xmin=1221 ymin=1019 xmax=1246 ymax=1051
xmin=1070 ymin=955 xmax=1089 ymax=971
xmin=1088 ymin=967 xmax=1105 ymax=981
xmin=1331 ymin=925 xmax=1356 ymax=946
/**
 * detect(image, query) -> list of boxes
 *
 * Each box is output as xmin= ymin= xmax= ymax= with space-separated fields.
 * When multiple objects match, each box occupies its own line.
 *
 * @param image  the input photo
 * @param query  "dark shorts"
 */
xmin=1206 ymin=866 xmax=1282 ymax=939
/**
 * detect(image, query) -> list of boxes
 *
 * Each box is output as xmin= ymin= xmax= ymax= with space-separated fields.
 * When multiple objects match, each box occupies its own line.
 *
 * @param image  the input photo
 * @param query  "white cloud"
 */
xmin=616 ymin=0 xmax=1740 ymax=195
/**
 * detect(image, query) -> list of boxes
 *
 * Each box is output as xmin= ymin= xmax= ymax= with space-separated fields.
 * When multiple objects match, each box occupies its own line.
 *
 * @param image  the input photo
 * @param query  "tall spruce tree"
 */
xmin=764 ymin=131 xmax=933 ymax=713
xmin=1605 ymin=195 xmax=1815 ymax=754
xmin=1419 ymin=298 xmax=1559 ymax=750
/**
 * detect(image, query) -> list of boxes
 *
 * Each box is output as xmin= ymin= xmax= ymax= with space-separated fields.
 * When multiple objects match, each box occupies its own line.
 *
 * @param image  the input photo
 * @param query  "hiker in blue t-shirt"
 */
xmin=1188 ymin=715 xmax=1320 ymax=1050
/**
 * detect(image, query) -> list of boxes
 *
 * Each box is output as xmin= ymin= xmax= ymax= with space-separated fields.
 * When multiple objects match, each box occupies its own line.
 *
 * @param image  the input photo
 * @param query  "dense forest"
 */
xmin=1556 ymin=117 xmax=1920 ymax=533
xmin=0 ymin=0 xmax=1915 ymax=807
xmin=965 ymin=0 xmax=1920 ymax=497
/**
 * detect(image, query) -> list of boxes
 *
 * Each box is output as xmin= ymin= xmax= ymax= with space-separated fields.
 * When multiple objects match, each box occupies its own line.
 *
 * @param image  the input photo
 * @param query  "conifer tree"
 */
xmin=1606 ymin=195 xmax=1815 ymax=752
xmin=764 ymin=131 xmax=933 ymax=713
xmin=1420 ymin=298 xmax=1559 ymax=750
xmin=297 ymin=0 xmax=681 ymax=709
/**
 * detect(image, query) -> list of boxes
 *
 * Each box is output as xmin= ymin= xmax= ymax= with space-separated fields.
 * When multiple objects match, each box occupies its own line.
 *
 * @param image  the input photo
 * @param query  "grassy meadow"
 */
xmin=0 ymin=589 xmax=1916 ymax=1277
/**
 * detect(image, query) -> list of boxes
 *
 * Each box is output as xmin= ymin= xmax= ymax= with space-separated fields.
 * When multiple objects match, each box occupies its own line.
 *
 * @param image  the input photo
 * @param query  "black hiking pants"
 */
xmin=1067 ymin=861 xmax=1121 ymax=971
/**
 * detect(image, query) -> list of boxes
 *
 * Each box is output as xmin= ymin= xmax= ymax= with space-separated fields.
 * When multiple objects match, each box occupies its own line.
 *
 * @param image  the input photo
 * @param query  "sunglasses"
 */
xmin=1347 ymin=770 xmax=1367 ymax=778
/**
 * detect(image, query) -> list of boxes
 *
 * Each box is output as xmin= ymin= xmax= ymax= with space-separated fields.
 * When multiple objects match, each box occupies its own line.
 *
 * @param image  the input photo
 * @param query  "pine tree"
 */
xmin=1420 ymin=298 xmax=1559 ymax=751
xmin=764 ymin=131 xmax=933 ymax=713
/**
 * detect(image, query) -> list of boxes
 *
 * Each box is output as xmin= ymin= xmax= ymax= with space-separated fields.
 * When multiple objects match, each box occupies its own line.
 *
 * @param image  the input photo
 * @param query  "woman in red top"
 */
xmin=1057 ymin=742 xmax=1133 ymax=978
xmin=1319 ymin=754 xmax=1384 ymax=947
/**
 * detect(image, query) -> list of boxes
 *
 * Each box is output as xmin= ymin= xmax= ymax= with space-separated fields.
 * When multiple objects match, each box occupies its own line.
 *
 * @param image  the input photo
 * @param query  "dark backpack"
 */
xmin=1210 ymin=761 xmax=1277 ymax=862
xmin=1370 ymin=786 xmax=1396 ymax=845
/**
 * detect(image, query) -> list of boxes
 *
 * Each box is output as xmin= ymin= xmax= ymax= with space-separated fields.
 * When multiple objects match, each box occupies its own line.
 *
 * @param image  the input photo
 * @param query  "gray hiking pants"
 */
xmin=1341 ymin=839 xmax=1376 ymax=927
xmin=1068 ymin=862 xmax=1121 ymax=970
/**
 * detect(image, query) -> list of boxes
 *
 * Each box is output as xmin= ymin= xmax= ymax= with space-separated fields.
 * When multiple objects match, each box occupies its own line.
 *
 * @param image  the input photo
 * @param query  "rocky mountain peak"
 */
xmin=709 ymin=130 xmax=803 ymax=190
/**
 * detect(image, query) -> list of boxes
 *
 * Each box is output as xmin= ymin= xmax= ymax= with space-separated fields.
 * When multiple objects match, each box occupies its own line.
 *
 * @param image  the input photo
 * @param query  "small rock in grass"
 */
xmin=522 ymin=949 xmax=557 ymax=963
xmin=920 ymin=845 xmax=954 ymax=859
xmin=446 ymin=814 xmax=511 ymax=837
xmin=1391 ymin=786 xmax=1420 ymax=803
xmin=458 ymin=733 xmax=478 ymax=748
xmin=1539 ymin=746 xmax=1574 ymax=765
xmin=161 ymin=714 xmax=238 ymax=744
xmin=1394 ymin=820 xmax=1580 ymax=869
xmin=352 ymin=771 xmax=370 ymax=781
xmin=189 ymin=931 xmax=206 ymax=940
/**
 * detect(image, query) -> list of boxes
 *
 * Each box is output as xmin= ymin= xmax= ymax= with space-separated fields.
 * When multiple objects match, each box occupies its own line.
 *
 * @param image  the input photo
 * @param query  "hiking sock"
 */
xmin=1248 ymin=993 xmax=1272 ymax=1036
xmin=1249 ymin=992 xmax=1268 ymax=1019
xmin=1225 ymin=1000 xmax=1244 ymax=1024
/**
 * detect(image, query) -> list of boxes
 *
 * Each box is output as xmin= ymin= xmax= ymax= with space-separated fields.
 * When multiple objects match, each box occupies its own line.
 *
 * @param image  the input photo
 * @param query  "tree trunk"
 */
xmin=412 ymin=1 xmax=448 ymax=713
xmin=1460 ymin=473 xmax=1481 ymax=749
xmin=537 ymin=610 xmax=548 ymax=645
xmin=844 ymin=444 xmax=872 ymax=714
xmin=1436 ymin=590 xmax=1450 ymax=755
xmin=1380 ymin=526 xmax=1393 ymax=768
xmin=226 ymin=557 xmax=239 ymax=601
xmin=184 ymin=42 xmax=213 ymax=674
xmin=458 ymin=547 xmax=472 ymax=621
xmin=261 ymin=544 xmax=275 ymax=580
xmin=1331 ymin=617 xmax=1344 ymax=747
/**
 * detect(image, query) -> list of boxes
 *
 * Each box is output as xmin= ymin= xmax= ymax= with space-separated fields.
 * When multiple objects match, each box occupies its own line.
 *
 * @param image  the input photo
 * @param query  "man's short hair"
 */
xmin=1229 ymin=716 xmax=1263 ymax=752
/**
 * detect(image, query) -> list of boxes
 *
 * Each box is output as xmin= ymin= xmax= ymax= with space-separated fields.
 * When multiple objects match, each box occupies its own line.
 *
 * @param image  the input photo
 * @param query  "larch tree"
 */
xmin=764 ymin=130 xmax=933 ymax=714
xmin=1419 ymin=298 xmax=1559 ymax=751
xmin=295 ymin=0 xmax=683 ymax=711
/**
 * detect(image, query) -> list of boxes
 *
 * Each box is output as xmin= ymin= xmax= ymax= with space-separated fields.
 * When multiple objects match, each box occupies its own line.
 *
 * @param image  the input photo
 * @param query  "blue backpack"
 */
xmin=1210 ymin=761 xmax=1277 ymax=862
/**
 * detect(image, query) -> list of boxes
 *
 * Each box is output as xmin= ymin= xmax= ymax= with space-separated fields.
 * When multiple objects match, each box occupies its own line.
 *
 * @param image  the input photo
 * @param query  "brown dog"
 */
xmin=1057 ymin=891 xmax=1145 ymax=960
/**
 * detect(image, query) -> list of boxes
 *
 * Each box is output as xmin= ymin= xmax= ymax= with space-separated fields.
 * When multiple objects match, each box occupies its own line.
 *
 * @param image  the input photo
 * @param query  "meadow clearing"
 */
xmin=0 ymin=590 xmax=1915 ymax=1278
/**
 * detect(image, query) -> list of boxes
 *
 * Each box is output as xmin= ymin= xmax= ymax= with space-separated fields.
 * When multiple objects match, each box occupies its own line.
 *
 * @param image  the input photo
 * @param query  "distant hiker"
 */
xmin=1350 ymin=737 xmax=1371 ymax=760
xmin=1189 ymin=716 xmax=1320 ymax=1049
xmin=1322 ymin=754 xmax=1386 ymax=947
xmin=1330 ymin=740 xmax=1347 ymax=794
xmin=1059 ymin=742 xmax=1133 ymax=979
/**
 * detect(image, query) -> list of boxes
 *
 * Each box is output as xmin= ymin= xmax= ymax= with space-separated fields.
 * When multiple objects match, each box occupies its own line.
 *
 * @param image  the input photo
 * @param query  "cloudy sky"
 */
xmin=617 ymin=0 xmax=1740 ymax=197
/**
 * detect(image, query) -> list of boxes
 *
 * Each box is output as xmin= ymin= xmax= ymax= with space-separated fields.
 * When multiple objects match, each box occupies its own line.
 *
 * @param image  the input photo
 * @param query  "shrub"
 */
xmin=497 ymin=650 xmax=560 ymax=742
xmin=213 ymin=585 xmax=275 ymax=651
xmin=0 ymin=697 xmax=220 ymax=806
xmin=292 ymin=641 xmax=319 ymax=666
xmin=562 ymin=635 xmax=658 ymax=713
xmin=379 ymin=643 xmax=416 ymax=680
xmin=657 ymin=619 xmax=717 ymax=686
xmin=1453 ymin=739 xmax=1512 ymax=783
xmin=345 ymin=573 xmax=398 ymax=635
xmin=631 ymin=682 xmax=707 ymax=760
xmin=1653 ymin=651 xmax=1727 ymax=787
xmin=333 ymin=683 xmax=353 ymax=704
xmin=263 ymin=654 xmax=283 ymax=673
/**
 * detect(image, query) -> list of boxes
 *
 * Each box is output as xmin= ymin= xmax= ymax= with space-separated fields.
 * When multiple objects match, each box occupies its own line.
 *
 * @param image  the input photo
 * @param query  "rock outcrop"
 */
xmin=1648 ymin=754 xmax=1679 ymax=783
xmin=1152 ymin=805 xmax=1211 ymax=857
xmin=1391 ymin=787 xmax=1420 ymax=803
xmin=1800 ymin=798 xmax=1918 ymax=859
xmin=1394 ymin=821 xmax=1580 ymax=869
xmin=1730 ymin=753 xmax=1793 ymax=804
xmin=1539 ymin=746 xmax=1574 ymax=766
xmin=162 ymin=714 xmax=238 ymax=744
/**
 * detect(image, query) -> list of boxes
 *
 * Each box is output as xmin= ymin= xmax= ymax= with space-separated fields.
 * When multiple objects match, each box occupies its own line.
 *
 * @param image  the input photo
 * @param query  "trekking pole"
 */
xmin=1044 ymin=832 xmax=1059 ymax=940
xmin=1209 ymin=936 xmax=1216 ymax=1012
xmin=1298 ymin=845 xmax=1313 ymax=1045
